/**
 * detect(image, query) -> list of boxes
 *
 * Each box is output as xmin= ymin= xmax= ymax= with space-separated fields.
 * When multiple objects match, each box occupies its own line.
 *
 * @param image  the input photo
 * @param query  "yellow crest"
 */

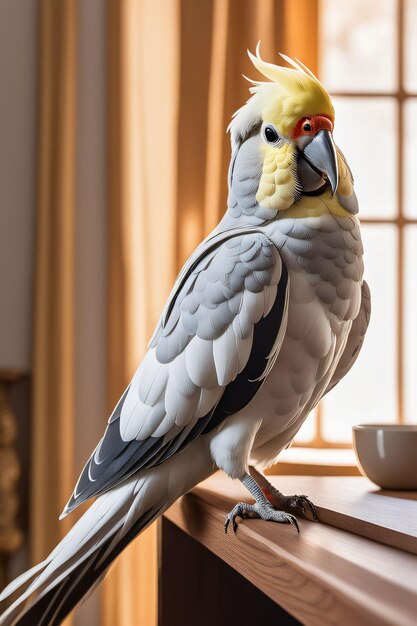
xmin=247 ymin=43 xmax=334 ymax=137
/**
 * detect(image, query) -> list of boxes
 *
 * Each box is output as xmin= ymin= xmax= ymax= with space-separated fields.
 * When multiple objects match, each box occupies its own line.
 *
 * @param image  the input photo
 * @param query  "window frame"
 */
xmin=295 ymin=0 xmax=414 ymax=449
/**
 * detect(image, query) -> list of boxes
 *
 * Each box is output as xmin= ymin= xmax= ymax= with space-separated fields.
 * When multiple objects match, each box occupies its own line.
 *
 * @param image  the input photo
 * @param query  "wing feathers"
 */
xmin=185 ymin=336 xmax=218 ymax=388
xmin=164 ymin=378 xmax=200 ymax=426
xmin=264 ymin=284 xmax=277 ymax=315
xmin=64 ymin=232 xmax=289 ymax=513
xmin=137 ymin=353 xmax=168 ymax=405
xmin=213 ymin=325 xmax=239 ymax=385
xmin=236 ymin=328 xmax=254 ymax=372
xmin=135 ymin=402 xmax=166 ymax=440
xmin=169 ymin=352 xmax=197 ymax=398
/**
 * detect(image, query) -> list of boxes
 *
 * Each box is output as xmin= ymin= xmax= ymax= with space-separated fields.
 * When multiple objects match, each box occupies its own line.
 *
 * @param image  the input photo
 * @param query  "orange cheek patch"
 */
xmin=292 ymin=114 xmax=333 ymax=140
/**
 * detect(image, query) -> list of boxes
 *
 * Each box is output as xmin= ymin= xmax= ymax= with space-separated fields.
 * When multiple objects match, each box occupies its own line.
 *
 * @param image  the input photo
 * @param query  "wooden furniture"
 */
xmin=162 ymin=473 xmax=417 ymax=626
xmin=0 ymin=371 xmax=24 ymax=589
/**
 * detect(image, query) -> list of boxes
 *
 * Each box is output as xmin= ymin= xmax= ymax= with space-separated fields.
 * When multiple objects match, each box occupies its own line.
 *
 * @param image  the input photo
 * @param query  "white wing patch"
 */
xmin=117 ymin=234 xmax=285 ymax=445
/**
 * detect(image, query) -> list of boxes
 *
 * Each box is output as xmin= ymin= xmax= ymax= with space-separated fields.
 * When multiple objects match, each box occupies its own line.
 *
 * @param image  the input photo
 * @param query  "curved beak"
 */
xmin=302 ymin=129 xmax=339 ymax=196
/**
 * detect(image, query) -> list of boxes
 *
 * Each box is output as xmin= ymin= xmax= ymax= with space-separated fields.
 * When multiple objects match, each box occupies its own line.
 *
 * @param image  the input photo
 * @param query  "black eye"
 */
xmin=303 ymin=122 xmax=312 ymax=132
xmin=264 ymin=125 xmax=279 ymax=143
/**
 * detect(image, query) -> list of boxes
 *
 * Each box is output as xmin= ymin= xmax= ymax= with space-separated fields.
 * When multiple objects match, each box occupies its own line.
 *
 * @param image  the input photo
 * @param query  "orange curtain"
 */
xmin=32 ymin=0 xmax=76 ymax=574
xmin=104 ymin=1 xmax=180 ymax=624
xmin=32 ymin=2 xmax=77 ymax=626
xmin=32 ymin=1 xmax=318 ymax=625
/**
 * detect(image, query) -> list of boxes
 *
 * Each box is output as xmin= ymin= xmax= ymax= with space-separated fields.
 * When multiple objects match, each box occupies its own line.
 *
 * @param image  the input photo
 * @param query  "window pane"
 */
xmin=323 ymin=225 xmax=398 ymax=442
xmin=294 ymin=408 xmax=317 ymax=443
xmin=333 ymin=97 xmax=397 ymax=218
xmin=405 ymin=0 xmax=417 ymax=93
xmin=319 ymin=0 xmax=397 ymax=93
xmin=404 ymin=99 xmax=417 ymax=217
xmin=404 ymin=227 xmax=417 ymax=423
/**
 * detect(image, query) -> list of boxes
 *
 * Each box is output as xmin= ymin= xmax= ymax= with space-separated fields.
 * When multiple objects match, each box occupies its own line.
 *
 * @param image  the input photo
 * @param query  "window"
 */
xmin=295 ymin=0 xmax=417 ymax=448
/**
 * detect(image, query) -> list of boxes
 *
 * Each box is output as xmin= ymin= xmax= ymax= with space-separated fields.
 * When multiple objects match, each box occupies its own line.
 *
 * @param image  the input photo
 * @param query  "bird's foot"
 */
xmin=224 ymin=500 xmax=299 ymax=534
xmin=262 ymin=487 xmax=318 ymax=521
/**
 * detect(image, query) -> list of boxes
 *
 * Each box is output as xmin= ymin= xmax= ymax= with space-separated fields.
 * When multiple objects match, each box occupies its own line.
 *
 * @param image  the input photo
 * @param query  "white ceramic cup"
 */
xmin=352 ymin=424 xmax=417 ymax=490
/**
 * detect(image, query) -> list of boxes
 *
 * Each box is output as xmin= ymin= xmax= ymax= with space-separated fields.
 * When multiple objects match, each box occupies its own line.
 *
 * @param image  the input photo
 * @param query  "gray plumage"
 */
xmin=61 ymin=231 xmax=288 ymax=512
xmin=0 ymin=52 xmax=370 ymax=626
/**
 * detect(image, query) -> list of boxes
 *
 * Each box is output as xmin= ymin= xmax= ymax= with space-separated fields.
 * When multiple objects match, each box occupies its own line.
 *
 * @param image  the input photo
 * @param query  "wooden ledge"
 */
xmin=267 ymin=447 xmax=361 ymax=476
xmin=164 ymin=473 xmax=417 ymax=626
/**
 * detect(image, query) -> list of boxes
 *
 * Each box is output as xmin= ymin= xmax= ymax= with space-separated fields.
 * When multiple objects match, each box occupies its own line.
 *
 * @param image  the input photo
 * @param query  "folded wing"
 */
xmin=63 ymin=231 xmax=289 ymax=515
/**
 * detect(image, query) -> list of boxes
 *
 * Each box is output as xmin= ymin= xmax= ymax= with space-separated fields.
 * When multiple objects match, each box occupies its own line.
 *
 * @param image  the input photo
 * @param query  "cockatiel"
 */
xmin=0 ymin=45 xmax=370 ymax=625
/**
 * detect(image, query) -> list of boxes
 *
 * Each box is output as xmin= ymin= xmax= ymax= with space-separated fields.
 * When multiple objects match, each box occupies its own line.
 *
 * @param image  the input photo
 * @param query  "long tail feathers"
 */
xmin=0 ymin=444 xmax=213 ymax=626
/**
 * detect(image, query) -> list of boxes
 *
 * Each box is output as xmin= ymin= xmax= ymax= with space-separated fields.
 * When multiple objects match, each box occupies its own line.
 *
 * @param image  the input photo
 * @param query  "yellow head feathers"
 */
xmin=232 ymin=44 xmax=334 ymax=139
xmin=228 ymin=46 xmax=337 ymax=214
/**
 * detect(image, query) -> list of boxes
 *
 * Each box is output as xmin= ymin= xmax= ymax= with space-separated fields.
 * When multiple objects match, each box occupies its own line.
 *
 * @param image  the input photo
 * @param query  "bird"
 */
xmin=0 ymin=44 xmax=370 ymax=626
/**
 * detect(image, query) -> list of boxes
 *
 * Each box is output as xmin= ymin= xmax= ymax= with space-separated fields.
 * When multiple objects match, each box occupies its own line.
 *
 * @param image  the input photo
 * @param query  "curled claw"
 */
xmin=292 ymin=494 xmax=318 ymax=521
xmin=224 ymin=514 xmax=239 ymax=534
xmin=268 ymin=488 xmax=319 ymax=522
xmin=224 ymin=501 xmax=300 ymax=535
xmin=249 ymin=468 xmax=319 ymax=522
xmin=287 ymin=513 xmax=300 ymax=533
xmin=303 ymin=495 xmax=318 ymax=520
xmin=287 ymin=495 xmax=318 ymax=521
xmin=225 ymin=502 xmax=254 ymax=534
xmin=224 ymin=474 xmax=314 ymax=536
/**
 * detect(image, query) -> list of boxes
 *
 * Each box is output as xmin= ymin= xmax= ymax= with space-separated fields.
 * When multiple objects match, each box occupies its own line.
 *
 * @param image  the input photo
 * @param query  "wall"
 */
xmin=0 ymin=0 xmax=38 ymax=586
xmin=0 ymin=0 xmax=37 ymax=371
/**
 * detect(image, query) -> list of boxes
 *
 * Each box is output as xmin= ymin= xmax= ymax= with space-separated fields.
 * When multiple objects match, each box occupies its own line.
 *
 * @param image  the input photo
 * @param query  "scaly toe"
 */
xmin=287 ymin=495 xmax=318 ymax=520
xmin=269 ymin=489 xmax=318 ymax=521
xmin=225 ymin=500 xmax=300 ymax=535
xmin=297 ymin=495 xmax=318 ymax=520
xmin=224 ymin=502 xmax=256 ymax=534
xmin=256 ymin=504 xmax=300 ymax=533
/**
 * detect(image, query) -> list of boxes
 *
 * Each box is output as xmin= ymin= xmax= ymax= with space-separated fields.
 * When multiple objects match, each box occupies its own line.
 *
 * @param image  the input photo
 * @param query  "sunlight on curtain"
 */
xmin=32 ymin=2 xmax=77 ymax=625
xmin=103 ymin=1 xmax=179 ymax=624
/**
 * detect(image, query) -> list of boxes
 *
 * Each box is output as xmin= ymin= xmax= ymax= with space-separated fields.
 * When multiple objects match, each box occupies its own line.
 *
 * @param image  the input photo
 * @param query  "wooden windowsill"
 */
xmin=267 ymin=447 xmax=361 ymax=476
xmin=164 ymin=473 xmax=417 ymax=626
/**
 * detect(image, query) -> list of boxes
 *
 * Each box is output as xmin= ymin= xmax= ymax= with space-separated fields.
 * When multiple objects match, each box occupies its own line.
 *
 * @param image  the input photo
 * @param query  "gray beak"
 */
xmin=302 ymin=129 xmax=339 ymax=196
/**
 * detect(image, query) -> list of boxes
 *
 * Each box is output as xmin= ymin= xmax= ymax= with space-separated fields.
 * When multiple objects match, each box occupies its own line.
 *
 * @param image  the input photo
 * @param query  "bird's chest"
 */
xmin=266 ymin=207 xmax=364 ymax=323
xmin=255 ymin=211 xmax=364 ymax=424
xmin=260 ymin=269 xmax=351 ymax=412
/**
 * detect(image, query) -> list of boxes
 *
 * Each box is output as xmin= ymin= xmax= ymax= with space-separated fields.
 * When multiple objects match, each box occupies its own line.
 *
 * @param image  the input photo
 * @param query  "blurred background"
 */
xmin=0 ymin=0 xmax=416 ymax=624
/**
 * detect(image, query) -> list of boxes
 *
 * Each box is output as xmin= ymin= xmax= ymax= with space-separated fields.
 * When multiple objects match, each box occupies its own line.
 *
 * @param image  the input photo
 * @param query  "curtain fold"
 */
xmin=103 ymin=1 xmax=180 ymax=625
xmin=32 ymin=0 xmax=76 ymax=572
xmin=32 ymin=2 xmax=77 ymax=625
xmin=32 ymin=2 xmax=318 ymax=625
